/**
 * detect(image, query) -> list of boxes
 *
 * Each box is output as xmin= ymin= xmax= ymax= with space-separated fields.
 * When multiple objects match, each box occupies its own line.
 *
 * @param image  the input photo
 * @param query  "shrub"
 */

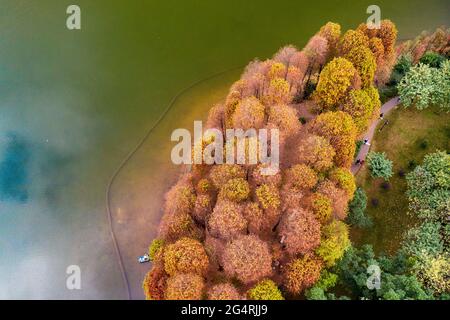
xmin=367 ymin=151 xmax=393 ymax=180
xmin=164 ymin=238 xmax=209 ymax=276
xmin=247 ymin=279 xmax=284 ymax=300
xmin=371 ymin=198 xmax=379 ymax=207
xmin=165 ymin=273 xmax=205 ymax=300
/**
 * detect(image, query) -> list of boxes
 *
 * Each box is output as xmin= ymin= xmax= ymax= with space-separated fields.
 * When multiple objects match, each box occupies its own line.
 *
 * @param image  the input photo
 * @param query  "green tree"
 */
xmin=346 ymin=187 xmax=372 ymax=228
xmin=367 ymin=152 xmax=393 ymax=180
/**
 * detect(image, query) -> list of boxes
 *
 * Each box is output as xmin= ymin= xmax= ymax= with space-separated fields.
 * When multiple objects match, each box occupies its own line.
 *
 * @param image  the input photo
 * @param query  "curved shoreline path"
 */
xmin=105 ymin=66 xmax=243 ymax=300
xmin=351 ymin=96 xmax=400 ymax=175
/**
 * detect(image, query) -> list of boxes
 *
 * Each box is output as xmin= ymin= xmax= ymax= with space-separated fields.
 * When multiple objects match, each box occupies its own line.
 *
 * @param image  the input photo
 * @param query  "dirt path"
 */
xmin=351 ymin=97 xmax=400 ymax=175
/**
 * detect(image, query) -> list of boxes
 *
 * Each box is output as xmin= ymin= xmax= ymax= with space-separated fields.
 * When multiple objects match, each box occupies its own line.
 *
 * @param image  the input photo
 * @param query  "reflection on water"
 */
xmin=0 ymin=133 xmax=29 ymax=203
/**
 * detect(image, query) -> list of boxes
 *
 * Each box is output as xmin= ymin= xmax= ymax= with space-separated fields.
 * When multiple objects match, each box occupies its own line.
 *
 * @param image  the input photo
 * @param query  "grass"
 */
xmin=351 ymin=105 xmax=450 ymax=256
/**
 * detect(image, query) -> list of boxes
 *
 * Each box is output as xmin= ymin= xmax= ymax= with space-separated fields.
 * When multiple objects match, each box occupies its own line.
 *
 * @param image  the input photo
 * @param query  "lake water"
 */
xmin=0 ymin=0 xmax=448 ymax=299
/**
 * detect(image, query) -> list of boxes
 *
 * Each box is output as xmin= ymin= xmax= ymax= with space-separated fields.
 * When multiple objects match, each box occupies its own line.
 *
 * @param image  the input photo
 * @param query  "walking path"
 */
xmin=351 ymin=96 xmax=400 ymax=174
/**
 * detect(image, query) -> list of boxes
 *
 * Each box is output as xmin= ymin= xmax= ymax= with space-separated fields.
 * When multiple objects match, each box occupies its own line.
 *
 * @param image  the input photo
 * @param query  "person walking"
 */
xmin=364 ymin=139 xmax=371 ymax=146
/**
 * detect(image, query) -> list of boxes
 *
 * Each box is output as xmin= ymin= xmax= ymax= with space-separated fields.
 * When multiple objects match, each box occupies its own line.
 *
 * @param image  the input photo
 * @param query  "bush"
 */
xmin=380 ymin=181 xmax=391 ymax=191
xmin=367 ymin=151 xmax=393 ymax=181
xmin=418 ymin=139 xmax=429 ymax=150
xmin=371 ymin=198 xmax=379 ymax=207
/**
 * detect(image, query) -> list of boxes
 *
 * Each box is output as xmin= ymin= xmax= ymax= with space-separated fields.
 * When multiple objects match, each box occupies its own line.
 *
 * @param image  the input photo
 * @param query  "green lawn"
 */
xmin=351 ymin=105 xmax=450 ymax=255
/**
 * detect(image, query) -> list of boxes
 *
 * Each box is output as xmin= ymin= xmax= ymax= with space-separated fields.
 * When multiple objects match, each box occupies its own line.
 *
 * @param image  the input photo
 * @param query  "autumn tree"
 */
xmin=165 ymin=273 xmax=205 ymax=300
xmin=329 ymin=167 xmax=356 ymax=199
xmin=283 ymin=254 xmax=323 ymax=294
xmin=278 ymin=208 xmax=321 ymax=255
xmin=314 ymin=58 xmax=358 ymax=110
xmin=318 ymin=22 xmax=341 ymax=56
xmin=232 ymin=96 xmax=266 ymax=130
xmin=207 ymin=283 xmax=241 ymax=300
xmin=316 ymin=220 xmax=350 ymax=267
xmin=341 ymin=89 xmax=375 ymax=134
xmin=317 ymin=179 xmax=349 ymax=220
xmin=247 ymin=279 xmax=284 ymax=300
xmin=222 ymin=235 xmax=272 ymax=284
xmin=295 ymin=134 xmax=336 ymax=172
xmin=219 ymin=178 xmax=250 ymax=202
xmin=338 ymin=30 xmax=369 ymax=56
xmin=267 ymin=104 xmax=301 ymax=137
xmin=142 ymin=265 xmax=168 ymax=300
xmin=208 ymin=200 xmax=247 ymax=240
xmin=310 ymin=111 xmax=357 ymax=168
xmin=283 ymin=164 xmax=318 ymax=191
xmin=344 ymin=46 xmax=376 ymax=88
xmin=256 ymin=184 xmax=281 ymax=210
xmin=164 ymin=238 xmax=209 ymax=276
xmin=309 ymin=193 xmax=333 ymax=224
xmin=209 ymin=164 xmax=246 ymax=189
xmin=263 ymin=78 xmax=291 ymax=106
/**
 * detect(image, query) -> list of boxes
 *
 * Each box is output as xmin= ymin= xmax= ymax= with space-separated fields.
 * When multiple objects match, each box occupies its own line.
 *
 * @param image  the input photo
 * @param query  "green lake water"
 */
xmin=0 ymin=0 xmax=448 ymax=299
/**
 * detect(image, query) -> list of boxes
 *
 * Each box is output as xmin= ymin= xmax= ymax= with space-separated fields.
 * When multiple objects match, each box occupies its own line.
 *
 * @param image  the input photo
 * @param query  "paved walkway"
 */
xmin=351 ymin=96 xmax=400 ymax=174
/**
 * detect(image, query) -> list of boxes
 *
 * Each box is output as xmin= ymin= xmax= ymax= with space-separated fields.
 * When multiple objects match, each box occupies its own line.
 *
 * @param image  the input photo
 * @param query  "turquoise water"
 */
xmin=0 ymin=0 xmax=448 ymax=299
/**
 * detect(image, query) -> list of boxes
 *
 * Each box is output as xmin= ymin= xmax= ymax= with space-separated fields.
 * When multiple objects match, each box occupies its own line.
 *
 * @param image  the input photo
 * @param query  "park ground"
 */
xmin=351 ymin=104 xmax=450 ymax=255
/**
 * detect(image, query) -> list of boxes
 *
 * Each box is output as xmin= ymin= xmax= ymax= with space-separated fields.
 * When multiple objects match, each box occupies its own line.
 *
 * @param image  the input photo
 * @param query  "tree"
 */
xmin=318 ymin=22 xmax=341 ymax=55
xmin=329 ymin=167 xmax=356 ymax=199
xmin=295 ymin=134 xmax=336 ymax=172
xmin=367 ymin=152 xmax=393 ymax=180
xmin=267 ymin=104 xmax=301 ymax=137
xmin=263 ymin=78 xmax=291 ymax=106
xmin=164 ymin=238 xmax=209 ymax=276
xmin=283 ymin=254 xmax=323 ymax=294
xmin=207 ymin=283 xmax=241 ymax=300
xmin=148 ymin=238 xmax=165 ymax=262
xmin=406 ymin=150 xmax=450 ymax=221
xmin=256 ymin=184 xmax=281 ymax=210
xmin=164 ymin=176 xmax=196 ymax=215
xmin=309 ymin=193 xmax=333 ymax=224
xmin=222 ymin=235 xmax=272 ymax=284
xmin=142 ymin=266 xmax=168 ymax=300
xmin=232 ymin=96 xmax=266 ymax=130
xmin=317 ymin=179 xmax=349 ymax=220
xmin=397 ymin=62 xmax=450 ymax=112
xmin=378 ymin=20 xmax=398 ymax=54
xmin=247 ymin=279 xmax=284 ymax=300
xmin=341 ymin=89 xmax=374 ymax=134
xmin=338 ymin=30 xmax=369 ymax=56
xmin=316 ymin=220 xmax=350 ymax=267
xmin=310 ymin=111 xmax=357 ymax=168
xmin=158 ymin=210 xmax=203 ymax=242
xmin=344 ymin=46 xmax=376 ymax=88
xmin=209 ymin=164 xmax=246 ymax=189
xmin=165 ymin=273 xmax=205 ymax=300
xmin=283 ymin=164 xmax=318 ymax=191
xmin=219 ymin=178 xmax=250 ymax=202
xmin=419 ymin=51 xmax=446 ymax=69
xmin=314 ymin=58 xmax=358 ymax=110
xmin=336 ymin=245 xmax=432 ymax=300
xmin=278 ymin=208 xmax=321 ymax=255
xmin=346 ymin=187 xmax=372 ymax=228
xmin=208 ymin=200 xmax=247 ymax=240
